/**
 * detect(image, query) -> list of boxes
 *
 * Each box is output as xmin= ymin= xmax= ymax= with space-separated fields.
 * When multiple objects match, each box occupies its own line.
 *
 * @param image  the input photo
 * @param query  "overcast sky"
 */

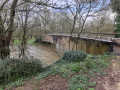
xmin=6 ymin=0 xmax=116 ymax=21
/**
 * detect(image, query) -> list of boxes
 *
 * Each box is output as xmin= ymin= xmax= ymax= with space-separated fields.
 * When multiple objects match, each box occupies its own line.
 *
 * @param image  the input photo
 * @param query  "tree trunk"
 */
xmin=0 ymin=0 xmax=18 ymax=59
xmin=21 ymin=7 xmax=29 ymax=57
xmin=0 ymin=37 xmax=10 ymax=59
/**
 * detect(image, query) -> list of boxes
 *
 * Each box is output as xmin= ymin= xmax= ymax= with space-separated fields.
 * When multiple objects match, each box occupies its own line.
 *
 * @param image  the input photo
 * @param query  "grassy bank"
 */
xmin=0 ymin=52 xmax=114 ymax=90
xmin=13 ymin=38 xmax=36 ymax=45
xmin=36 ymin=54 xmax=114 ymax=90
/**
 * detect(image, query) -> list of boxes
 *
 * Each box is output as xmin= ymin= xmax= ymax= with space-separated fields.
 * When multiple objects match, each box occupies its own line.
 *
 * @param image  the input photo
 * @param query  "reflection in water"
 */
xmin=10 ymin=44 xmax=60 ymax=67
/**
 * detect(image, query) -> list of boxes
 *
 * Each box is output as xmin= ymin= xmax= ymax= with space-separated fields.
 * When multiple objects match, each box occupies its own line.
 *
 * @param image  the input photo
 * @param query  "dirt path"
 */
xmin=12 ymin=75 xmax=68 ymax=90
xmin=95 ymin=56 xmax=120 ymax=90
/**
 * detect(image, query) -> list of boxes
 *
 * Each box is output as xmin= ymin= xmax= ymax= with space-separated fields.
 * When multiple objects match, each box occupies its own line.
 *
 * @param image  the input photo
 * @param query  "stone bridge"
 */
xmin=41 ymin=33 xmax=120 ymax=55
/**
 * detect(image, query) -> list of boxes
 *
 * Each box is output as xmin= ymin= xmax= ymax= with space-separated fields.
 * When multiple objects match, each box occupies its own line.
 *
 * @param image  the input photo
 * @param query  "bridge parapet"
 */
xmin=42 ymin=33 xmax=114 ymax=43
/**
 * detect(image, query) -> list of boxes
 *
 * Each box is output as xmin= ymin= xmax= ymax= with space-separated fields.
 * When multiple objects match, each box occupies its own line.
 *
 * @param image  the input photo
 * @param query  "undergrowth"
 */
xmin=13 ymin=38 xmax=36 ymax=45
xmin=0 ymin=51 xmax=114 ymax=90
xmin=36 ymin=53 xmax=114 ymax=90
xmin=0 ymin=57 xmax=43 ymax=86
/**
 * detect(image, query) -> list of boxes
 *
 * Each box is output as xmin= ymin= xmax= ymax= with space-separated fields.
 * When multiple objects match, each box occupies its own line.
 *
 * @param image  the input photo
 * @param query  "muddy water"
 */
xmin=10 ymin=44 xmax=60 ymax=67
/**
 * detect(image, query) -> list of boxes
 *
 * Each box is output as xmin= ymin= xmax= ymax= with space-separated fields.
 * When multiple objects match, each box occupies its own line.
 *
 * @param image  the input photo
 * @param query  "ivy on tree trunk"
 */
xmin=0 ymin=0 xmax=18 ymax=59
xmin=111 ymin=0 xmax=120 ymax=37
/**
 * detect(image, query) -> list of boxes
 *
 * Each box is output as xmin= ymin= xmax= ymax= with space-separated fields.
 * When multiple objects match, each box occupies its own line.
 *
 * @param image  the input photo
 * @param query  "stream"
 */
xmin=10 ymin=44 xmax=60 ymax=67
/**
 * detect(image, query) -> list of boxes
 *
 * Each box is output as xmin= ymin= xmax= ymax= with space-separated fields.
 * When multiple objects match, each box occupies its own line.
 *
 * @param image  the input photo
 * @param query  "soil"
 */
xmin=8 ymin=57 xmax=120 ymax=90
xmin=11 ymin=75 xmax=68 ymax=90
xmin=93 ymin=56 xmax=120 ymax=90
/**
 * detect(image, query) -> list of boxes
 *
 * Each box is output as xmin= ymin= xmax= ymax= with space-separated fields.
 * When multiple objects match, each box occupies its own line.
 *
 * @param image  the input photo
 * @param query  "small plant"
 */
xmin=89 ymin=88 xmax=95 ymax=90
xmin=27 ymin=38 xmax=36 ymax=44
xmin=13 ymin=38 xmax=21 ymax=45
xmin=85 ymin=55 xmax=110 ymax=69
xmin=62 ymin=51 xmax=87 ymax=62
xmin=69 ymin=74 xmax=89 ymax=90
xmin=88 ymin=82 xmax=96 ymax=87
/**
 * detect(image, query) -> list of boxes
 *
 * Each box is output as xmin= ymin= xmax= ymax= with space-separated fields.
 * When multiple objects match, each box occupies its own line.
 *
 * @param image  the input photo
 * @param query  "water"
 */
xmin=10 ymin=44 xmax=60 ymax=67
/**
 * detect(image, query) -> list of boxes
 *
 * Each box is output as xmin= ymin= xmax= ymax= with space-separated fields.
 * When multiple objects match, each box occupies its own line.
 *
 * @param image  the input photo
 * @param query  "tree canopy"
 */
xmin=111 ymin=0 xmax=120 ymax=37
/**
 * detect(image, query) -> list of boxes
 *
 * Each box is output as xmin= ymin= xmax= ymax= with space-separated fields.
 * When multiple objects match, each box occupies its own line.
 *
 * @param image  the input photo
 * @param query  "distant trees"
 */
xmin=0 ymin=0 xmax=69 ymax=59
xmin=111 ymin=0 xmax=120 ymax=37
xmin=84 ymin=11 xmax=115 ymax=35
xmin=0 ymin=0 xmax=115 ymax=58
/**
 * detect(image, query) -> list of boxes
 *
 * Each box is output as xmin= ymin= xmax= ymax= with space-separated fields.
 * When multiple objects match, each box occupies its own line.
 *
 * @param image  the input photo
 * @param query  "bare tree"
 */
xmin=63 ymin=0 xmax=110 ymax=50
xmin=0 ymin=0 xmax=70 ymax=59
xmin=0 ymin=0 xmax=18 ymax=59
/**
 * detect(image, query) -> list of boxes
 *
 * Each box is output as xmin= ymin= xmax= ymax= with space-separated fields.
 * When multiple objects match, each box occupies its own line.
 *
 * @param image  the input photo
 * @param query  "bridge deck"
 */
xmin=42 ymin=34 xmax=114 ymax=43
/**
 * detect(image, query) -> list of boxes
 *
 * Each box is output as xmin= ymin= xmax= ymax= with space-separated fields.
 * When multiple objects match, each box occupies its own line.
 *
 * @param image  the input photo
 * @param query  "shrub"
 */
xmin=62 ymin=51 xmax=87 ymax=62
xmin=0 ymin=58 xmax=43 ymax=85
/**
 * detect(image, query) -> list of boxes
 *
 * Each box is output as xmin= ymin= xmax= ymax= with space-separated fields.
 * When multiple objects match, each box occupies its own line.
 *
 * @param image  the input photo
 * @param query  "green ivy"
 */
xmin=111 ymin=0 xmax=120 ymax=37
xmin=62 ymin=51 xmax=87 ymax=62
xmin=0 ymin=58 xmax=43 ymax=85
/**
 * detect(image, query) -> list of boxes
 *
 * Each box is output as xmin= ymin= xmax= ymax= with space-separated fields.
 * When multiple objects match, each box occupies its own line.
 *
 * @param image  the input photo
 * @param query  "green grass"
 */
xmin=13 ymin=38 xmax=21 ymax=45
xmin=13 ymin=38 xmax=36 ymax=45
xmin=27 ymin=38 xmax=36 ymax=44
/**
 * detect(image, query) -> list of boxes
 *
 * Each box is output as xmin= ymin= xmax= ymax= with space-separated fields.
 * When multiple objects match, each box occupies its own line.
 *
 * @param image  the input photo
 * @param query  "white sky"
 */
xmin=4 ymin=0 xmax=116 ymax=22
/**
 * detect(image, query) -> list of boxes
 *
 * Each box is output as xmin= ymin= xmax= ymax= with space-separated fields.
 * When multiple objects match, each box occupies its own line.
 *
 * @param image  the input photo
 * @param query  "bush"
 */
xmin=62 ymin=51 xmax=87 ymax=62
xmin=0 ymin=58 xmax=43 ymax=85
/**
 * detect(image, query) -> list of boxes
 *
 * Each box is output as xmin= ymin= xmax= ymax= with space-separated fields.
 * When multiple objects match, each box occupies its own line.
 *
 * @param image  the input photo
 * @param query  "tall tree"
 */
xmin=111 ymin=0 xmax=120 ymax=37
xmin=0 ymin=0 xmax=68 ymax=59
xmin=64 ymin=0 xmax=109 ymax=50
xmin=0 ymin=0 xmax=18 ymax=59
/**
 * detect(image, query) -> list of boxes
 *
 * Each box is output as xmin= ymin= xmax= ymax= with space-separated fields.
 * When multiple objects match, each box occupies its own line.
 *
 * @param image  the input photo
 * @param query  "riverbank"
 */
xmin=1 ymin=54 xmax=117 ymax=90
